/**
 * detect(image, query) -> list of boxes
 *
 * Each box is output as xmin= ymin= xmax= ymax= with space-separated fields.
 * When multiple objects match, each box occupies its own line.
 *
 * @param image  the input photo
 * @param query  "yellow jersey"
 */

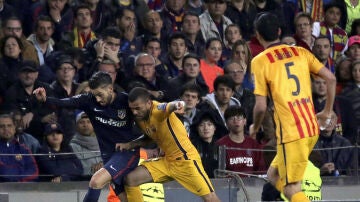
xmin=137 ymin=101 xmax=200 ymax=160
xmin=251 ymin=44 xmax=323 ymax=144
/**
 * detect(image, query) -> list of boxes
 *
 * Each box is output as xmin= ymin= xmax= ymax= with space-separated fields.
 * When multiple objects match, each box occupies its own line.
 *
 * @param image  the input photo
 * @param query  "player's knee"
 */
xmin=89 ymin=175 xmax=106 ymax=189
xmin=283 ymin=182 xmax=301 ymax=199
xmin=202 ymin=192 xmax=220 ymax=202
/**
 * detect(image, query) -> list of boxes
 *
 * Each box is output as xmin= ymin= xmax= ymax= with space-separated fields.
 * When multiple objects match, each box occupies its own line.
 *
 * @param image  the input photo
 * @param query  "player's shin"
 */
xmin=124 ymin=185 xmax=144 ymax=202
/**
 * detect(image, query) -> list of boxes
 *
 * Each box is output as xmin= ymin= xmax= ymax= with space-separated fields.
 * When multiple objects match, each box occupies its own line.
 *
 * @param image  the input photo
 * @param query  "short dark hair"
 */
xmin=144 ymin=37 xmax=161 ymax=47
xmin=74 ymin=4 xmax=92 ymax=18
xmin=115 ymin=7 xmax=135 ymax=19
xmin=182 ymin=11 xmax=200 ymax=25
xmin=205 ymin=37 xmax=222 ymax=49
xmin=255 ymin=12 xmax=280 ymax=42
xmin=128 ymin=87 xmax=151 ymax=102
xmin=224 ymin=105 xmax=246 ymax=121
xmin=0 ymin=113 xmax=15 ymax=124
xmin=182 ymin=53 xmax=200 ymax=68
xmin=323 ymin=2 xmax=343 ymax=14
xmin=180 ymin=82 xmax=201 ymax=99
xmin=34 ymin=15 xmax=54 ymax=31
xmin=214 ymin=75 xmax=236 ymax=91
xmin=88 ymin=71 xmax=113 ymax=89
xmin=2 ymin=16 xmax=22 ymax=28
xmin=101 ymin=26 xmax=122 ymax=40
xmin=0 ymin=35 xmax=23 ymax=56
xmin=314 ymin=36 xmax=330 ymax=45
xmin=168 ymin=32 xmax=187 ymax=46
xmin=225 ymin=24 xmax=242 ymax=36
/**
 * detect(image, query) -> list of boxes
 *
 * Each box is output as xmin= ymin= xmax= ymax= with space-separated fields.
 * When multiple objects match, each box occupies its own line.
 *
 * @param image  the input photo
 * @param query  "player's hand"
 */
xmin=33 ymin=87 xmax=47 ymax=102
xmin=174 ymin=101 xmax=185 ymax=114
xmin=316 ymin=110 xmax=334 ymax=130
xmin=249 ymin=124 xmax=256 ymax=139
xmin=115 ymin=142 xmax=132 ymax=151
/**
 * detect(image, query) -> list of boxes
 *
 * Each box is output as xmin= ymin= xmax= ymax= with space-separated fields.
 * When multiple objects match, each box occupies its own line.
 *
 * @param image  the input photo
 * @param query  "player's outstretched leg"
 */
xmin=284 ymin=182 xmax=309 ymax=202
xmin=83 ymin=168 xmax=111 ymax=202
xmin=201 ymin=192 xmax=221 ymax=202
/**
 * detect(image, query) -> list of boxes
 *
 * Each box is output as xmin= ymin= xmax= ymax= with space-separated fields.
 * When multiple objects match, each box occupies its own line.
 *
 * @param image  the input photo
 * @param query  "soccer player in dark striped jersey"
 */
xmin=33 ymin=72 xmax=142 ymax=202
xmin=116 ymin=87 xmax=220 ymax=202
xmin=249 ymin=13 xmax=336 ymax=202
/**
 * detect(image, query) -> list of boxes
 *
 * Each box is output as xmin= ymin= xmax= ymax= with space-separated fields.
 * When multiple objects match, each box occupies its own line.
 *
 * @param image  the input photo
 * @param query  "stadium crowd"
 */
xmin=0 ymin=0 xmax=359 ymax=187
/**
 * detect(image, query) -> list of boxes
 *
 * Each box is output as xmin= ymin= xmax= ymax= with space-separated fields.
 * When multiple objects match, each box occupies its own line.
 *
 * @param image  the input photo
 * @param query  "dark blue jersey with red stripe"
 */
xmin=46 ymin=92 xmax=141 ymax=162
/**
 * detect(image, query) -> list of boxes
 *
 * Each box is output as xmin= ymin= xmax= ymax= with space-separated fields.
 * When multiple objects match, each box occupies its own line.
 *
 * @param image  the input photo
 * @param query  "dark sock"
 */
xmin=83 ymin=187 xmax=101 ymax=202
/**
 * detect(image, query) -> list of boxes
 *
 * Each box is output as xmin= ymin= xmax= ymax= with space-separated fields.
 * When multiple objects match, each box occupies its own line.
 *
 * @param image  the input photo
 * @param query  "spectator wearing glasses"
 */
xmin=50 ymin=55 xmax=78 ymax=144
xmin=216 ymin=106 xmax=265 ymax=175
xmin=1 ymin=16 xmax=39 ymax=65
xmin=294 ymin=12 xmax=315 ymax=51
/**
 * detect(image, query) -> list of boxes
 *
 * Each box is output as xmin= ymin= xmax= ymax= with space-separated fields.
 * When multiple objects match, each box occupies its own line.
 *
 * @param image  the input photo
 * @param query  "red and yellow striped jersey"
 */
xmin=251 ymin=44 xmax=323 ymax=143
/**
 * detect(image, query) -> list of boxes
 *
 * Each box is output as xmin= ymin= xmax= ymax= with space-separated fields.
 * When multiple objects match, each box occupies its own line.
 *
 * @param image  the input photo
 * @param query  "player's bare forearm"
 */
xmin=116 ymin=136 xmax=153 ymax=151
xmin=252 ymin=95 xmax=267 ymax=133
xmin=318 ymin=67 xmax=336 ymax=116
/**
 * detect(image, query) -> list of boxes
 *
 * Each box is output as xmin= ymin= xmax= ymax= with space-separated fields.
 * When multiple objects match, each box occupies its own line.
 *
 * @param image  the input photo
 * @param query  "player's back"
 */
xmin=137 ymin=101 xmax=200 ymax=160
xmin=252 ymin=44 xmax=324 ymax=143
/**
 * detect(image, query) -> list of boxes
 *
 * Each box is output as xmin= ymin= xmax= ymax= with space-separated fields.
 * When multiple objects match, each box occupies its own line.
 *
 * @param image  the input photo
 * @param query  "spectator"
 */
xmin=312 ymin=2 xmax=348 ymax=61
xmin=115 ymin=8 xmax=139 ymax=60
xmin=0 ymin=114 xmax=39 ymax=182
xmin=200 ymin=38 xmax=224 ymax=92
xmin=293 ymin=12 xmax=315 ymax=51
xmin=0 ymin=35 xmax=23 ymax=97
xmin=159 ymin=0 xmax=186 ymax=34
xmin=335 ymin=56 xmax=352 ymax=94
xmin=181 ymin=11 xmax=206 ymax=57
xmin=80 ymin=0 xmax=112 ymax=34
xmin=137 ymin=10 xmax=168 ymax=56
xmin=167 ymin=53 xmax=209 ymax=101
xmin=59 ymin=4 xmax=96 ymax=49
xmin=3 ymin=60 xmax=55 ymax=142
xmin=225 ymin=0 xmax=257 ymax=41
xmin=312 ymin=36 xmax=334 ymax=74
xmin=222 ymin=25 xmax=242 ymax=65
xmin=200 ymin=0 xmax=233 ymax=46
xmin=178 ymin=83 xmax=202 ymax=135
xmin=27 ymin=15 xmax=55 ymax=66
xmin=12 ymin=110 xmax=41 ymax=154
xmin=216 ymin=106 xmax=265 ymax=175
xmin=50 ymin=55 xmax=79 ymax=143
xmin=29 ymin=0 xmax=73 ymax=42
xmin=84 ymin=26 xmax=122 ymax=81
xmin=1 ymin=16 xmax=39 ymax=65
xmin=70 ymin=112 xmax=102 ymax=179
xmin=341 ymin=60 xmax=360 ymax=126
xmin=97 ymin=59 xmax=125 ymax=93
xmin=143 ymin=37 xmax=167 ymax=74
xmin=349 ymin=19 xmax=360 ymax=37
xmin=224 ymin=61 xmax=255 ymax=131
xmin=315 ymin=111 xmax=354 ymax=176
xmin=37 ymin=122 xmax=83 ymax=182
xmin=162 ymin=32 xmax=188 ymax=78
xmin=185 ymin=0 xmax=206 ymax=15
xmin=190 ymin=110 xmax=227 ymax=178
xmin=0 ymin=1 xmax=17 ymax=32
xmin=253 ymin=0 xmax=288 ymax=34
xmin=198 ymin=75 xmax=241 ymax=128
xmin=126 ymin=53 xmax=170 ymax=101
xmin=229 ymin=39 xmax=254 ymax=91
xmin=345 ymin=35 xmax=360 ymax=61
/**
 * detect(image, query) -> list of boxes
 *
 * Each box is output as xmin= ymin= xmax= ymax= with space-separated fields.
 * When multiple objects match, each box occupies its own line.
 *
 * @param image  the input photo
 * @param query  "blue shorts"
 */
xmin=104 ymin=149 xmax=140 ymax=194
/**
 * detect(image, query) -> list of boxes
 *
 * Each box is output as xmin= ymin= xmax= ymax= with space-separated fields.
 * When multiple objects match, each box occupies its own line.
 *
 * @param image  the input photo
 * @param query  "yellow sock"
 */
xmin=124 ymin=186 xmax=144 ymax=202
xmin=291 ymin=192 xmax=309 ymax=202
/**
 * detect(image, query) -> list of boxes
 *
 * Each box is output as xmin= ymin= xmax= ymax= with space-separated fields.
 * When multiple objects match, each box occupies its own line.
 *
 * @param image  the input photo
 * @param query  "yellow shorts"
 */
xmin=271 ymin=135 xmax=318 ymax=186
xmin=141 ymin=157 xmax=215 ymax=197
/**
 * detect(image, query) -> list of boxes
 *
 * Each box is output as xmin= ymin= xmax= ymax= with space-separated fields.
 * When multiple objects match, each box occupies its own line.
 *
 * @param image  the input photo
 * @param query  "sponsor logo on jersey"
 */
xmin=157 ymin=103 xmax=167 ymax=111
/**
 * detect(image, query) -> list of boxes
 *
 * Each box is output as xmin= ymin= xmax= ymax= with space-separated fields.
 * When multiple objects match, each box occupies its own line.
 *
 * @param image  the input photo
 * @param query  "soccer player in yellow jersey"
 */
xmin=249 ymin=13 xmax=336 ymax=202
xmin=116 ymin=87 xmax=220 ymax=202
